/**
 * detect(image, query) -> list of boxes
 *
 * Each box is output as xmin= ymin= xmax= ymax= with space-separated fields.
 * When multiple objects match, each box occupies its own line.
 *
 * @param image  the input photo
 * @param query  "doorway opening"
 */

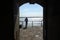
xmin=19 ymin=2 xmax=43 ymax=40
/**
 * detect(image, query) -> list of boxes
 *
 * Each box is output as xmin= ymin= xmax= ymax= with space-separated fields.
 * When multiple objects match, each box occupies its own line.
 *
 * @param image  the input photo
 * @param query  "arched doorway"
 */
xmin=14 ymin=0 xmax=47 ymax=40
xmin=19 ymin=2 xmax=43 ymax=40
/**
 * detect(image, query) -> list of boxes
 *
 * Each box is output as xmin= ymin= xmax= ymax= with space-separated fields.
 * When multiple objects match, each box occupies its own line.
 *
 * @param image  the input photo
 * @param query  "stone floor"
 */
xmin=19 ymin=27 xmax=43 ymax=40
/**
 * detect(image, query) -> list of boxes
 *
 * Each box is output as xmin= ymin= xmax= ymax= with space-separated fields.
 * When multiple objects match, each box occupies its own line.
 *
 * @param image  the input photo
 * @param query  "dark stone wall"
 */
xmin=1 ymin=0 xmax=14 ymax=40
xmin=1 ymin=0 xmax=60 ymax=40
xmin=47 ymin=0 xmax=60 ymax=40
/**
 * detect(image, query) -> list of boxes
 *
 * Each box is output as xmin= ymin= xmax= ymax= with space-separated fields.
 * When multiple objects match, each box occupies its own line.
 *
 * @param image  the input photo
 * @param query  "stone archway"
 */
xmin=14 ymin=0 xmax=47 ymax=40
xmin=17 ymin=0 xmax=46 ymax=7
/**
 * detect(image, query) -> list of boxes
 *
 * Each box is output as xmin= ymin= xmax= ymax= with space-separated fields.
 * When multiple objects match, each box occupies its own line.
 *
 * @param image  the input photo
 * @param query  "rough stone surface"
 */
xmin=19 ymin=27 xmax=43 ymax=40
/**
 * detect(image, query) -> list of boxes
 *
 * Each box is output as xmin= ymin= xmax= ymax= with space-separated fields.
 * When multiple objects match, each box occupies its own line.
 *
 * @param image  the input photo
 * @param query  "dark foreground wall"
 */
xmin=47 ymin=0 xmax=60 ymax=40
xmin=1 ymin=0 xmax=14 ymax=40
xmin=1 ymin=0 xmax=60 ymax=40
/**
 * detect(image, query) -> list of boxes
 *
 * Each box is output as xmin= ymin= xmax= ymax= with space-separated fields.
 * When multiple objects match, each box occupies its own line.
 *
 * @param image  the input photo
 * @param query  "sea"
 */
xmin=19 ymin=17 xmax=43 ymax=27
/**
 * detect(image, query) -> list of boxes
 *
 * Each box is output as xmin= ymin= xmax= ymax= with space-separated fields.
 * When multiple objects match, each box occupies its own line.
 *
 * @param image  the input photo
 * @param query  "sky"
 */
xmin=19 ymin=3 xmax=43 ymax=26
xmin=19 ymin=3 xmax=43 ymax=17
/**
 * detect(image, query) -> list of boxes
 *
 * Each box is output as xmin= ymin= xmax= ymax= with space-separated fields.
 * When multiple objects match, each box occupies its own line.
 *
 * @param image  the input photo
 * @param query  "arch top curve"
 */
xmin=17 ymin=0 xmax=46 ymax=7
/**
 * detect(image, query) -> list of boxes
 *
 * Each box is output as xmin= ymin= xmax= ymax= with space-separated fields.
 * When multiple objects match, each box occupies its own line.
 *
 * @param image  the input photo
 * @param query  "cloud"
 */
xmin=23 ymin=9 xmax=29 ymax=12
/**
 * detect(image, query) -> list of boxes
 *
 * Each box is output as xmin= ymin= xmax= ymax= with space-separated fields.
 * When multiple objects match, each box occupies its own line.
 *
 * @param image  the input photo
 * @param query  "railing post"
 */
xmin=32 ymin=21 xmax=33 ymax=27
xmin=41 ymin=22 xmax=42 ymax=27
xmin=41 ymin=21 xmax=42 ymax=27
xmin=22 ymin=21 xmax=23 ymax=27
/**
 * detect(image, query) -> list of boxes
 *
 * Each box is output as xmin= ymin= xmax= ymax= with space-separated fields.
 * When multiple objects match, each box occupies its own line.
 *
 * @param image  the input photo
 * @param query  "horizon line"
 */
xmin=19 ymin=16 xmax=43 ymax=18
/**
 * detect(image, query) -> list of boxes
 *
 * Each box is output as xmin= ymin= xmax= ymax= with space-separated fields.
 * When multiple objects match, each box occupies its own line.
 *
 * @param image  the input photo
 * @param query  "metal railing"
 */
xmin=19 ymin=17 xmax=43 ymax=27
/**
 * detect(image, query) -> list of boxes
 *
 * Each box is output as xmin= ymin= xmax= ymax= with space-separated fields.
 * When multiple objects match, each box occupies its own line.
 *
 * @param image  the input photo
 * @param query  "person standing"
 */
xmin=23 ymin=17 xmax=28 ymax=29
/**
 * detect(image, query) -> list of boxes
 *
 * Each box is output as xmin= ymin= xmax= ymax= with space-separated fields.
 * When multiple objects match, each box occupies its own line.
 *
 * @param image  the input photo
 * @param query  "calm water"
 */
xmin=19 ymin=18 xmax=43 ymax=27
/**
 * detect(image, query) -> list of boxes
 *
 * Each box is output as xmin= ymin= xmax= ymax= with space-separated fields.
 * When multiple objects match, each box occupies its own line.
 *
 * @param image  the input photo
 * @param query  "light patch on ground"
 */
xmin=35 ymin=35 xmax=39 ymax=37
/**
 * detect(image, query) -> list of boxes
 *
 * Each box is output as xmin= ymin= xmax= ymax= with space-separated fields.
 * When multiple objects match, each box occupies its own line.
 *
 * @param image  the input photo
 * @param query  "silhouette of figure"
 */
xmin=23 ymin=17 xmax=28 ymax=29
